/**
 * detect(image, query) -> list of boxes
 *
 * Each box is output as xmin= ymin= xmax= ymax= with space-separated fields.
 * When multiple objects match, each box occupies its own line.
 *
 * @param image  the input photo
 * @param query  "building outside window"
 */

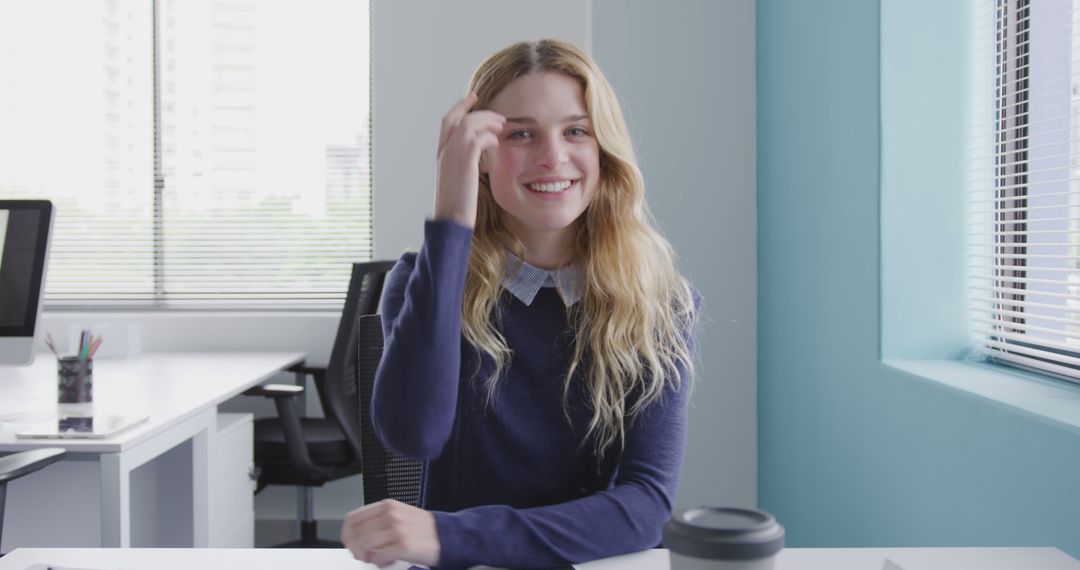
xmin=0 ymin=0 xmax=371 ymax=310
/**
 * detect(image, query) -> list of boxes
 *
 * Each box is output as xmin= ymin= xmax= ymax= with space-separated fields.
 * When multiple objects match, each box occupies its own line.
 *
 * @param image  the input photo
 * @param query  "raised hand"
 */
xmin=433 ymin=92 xmax=506 ymax=228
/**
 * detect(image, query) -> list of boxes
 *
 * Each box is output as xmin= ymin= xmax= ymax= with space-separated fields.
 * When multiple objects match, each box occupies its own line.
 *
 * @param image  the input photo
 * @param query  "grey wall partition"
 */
xmin=592 ymin=0 xmax=758 ymax=510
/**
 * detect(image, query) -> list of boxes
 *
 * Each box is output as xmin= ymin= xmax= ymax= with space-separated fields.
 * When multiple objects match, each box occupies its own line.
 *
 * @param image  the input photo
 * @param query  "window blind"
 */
xmin=0 ymin=0 xmax=371 ymax=310
xmin=971 ymin=0 xmax=1080 ymax=381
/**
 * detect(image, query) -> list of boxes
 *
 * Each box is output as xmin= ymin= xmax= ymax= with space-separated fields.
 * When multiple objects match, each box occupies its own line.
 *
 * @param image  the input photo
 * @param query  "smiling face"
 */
xmin=481 ymin=72 xmax=601 ymax=250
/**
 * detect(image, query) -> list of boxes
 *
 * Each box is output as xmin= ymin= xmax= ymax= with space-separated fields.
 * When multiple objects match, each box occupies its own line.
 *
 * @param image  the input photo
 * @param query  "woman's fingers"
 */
xmin=343 ymin=500 xmax=389 ymax=527
xmin=341 ymin=503 xmax=391 ymax=559
xmin=341 ymin=500 xmax=441 ymax=568
xmin=369 ymin=542 xmax=405 ymax=568
xmin=440 ymin=112 xmax=504 ymax=165
xmin=474 ymin=131 xmax=500 ymax=164
xmin=432 ymin=96 xmax=505 ymax=229
xmin=354 ymin=528 xmax=399 ymax=561
xmin=438 ymin=92 xmax=479 ymax=155
xmin=445 ymin=111 xmax=504 ymax=155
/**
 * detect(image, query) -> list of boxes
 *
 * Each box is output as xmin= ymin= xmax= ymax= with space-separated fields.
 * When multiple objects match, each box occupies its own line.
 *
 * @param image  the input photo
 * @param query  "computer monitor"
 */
xmin=0 ymin=200 xmax=53 ymax=365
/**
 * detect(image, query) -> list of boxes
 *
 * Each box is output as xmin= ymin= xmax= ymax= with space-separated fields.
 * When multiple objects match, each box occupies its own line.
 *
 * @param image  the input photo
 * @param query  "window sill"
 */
xmin=882 ymin=358 xmax=1080 ymax=432
xmin=45 ymin=309 xmax=339 ymax=318
xmin=40 ymin=311 xmax=340 ymax=356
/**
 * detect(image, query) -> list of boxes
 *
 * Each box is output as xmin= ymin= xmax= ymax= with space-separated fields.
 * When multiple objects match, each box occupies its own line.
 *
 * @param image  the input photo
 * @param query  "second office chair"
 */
xmin=246 ymin=260 xmax=395 ymax=547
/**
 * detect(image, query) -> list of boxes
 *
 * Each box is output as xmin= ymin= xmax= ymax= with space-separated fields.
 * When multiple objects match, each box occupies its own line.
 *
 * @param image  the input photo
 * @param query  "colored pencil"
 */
xmin=88 ymin=336 xmax=104 ymax=359
xmin=45 ymin=333 xmax=60 ymax=358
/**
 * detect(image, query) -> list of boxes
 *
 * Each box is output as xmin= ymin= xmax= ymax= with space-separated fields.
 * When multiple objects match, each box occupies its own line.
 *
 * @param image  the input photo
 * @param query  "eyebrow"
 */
xmin=505 ymin=114 xmax=591 ymax=124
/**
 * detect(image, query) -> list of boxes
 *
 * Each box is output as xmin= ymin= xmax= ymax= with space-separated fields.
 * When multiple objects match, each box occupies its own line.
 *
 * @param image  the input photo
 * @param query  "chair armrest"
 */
xmin=287 ymin=363 xmax=327 ymax=377
xmin=244 ymin=363 xmax=334 ymax=479
xmin=243 ymin=384 xmax=304 ymax=398
xmin=243 ymin=383 xmax=332 ymax=479
xmin=0 ymin=448 xmax=66 ymax=484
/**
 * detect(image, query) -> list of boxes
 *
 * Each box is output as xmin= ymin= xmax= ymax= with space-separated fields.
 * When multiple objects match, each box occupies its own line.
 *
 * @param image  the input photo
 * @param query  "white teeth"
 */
xmin=526 ymin=180 xmax=574 ymax=193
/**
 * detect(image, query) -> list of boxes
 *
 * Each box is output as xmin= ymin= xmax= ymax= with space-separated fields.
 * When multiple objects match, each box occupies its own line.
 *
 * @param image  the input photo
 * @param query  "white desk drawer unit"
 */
xmin=211 ymin=413 xmax=255 ymax=547
xmin=0 ymin=352 xmax=306 ymax=549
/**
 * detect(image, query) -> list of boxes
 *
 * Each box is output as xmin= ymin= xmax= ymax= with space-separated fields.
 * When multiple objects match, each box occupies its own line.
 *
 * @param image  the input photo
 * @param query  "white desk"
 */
xmin=0 ymin=352 xmax=305 ymax=551
xmin=0 ymin=547 xmax=1077 ymax=570
xmin=575 ymin=547 xmax=1080 ymax=569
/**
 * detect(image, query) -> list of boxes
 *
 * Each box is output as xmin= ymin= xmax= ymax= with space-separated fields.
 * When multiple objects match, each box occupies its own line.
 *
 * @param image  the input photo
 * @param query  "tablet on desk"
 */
xmin=14 ymin=414 xmax=149 ymax=439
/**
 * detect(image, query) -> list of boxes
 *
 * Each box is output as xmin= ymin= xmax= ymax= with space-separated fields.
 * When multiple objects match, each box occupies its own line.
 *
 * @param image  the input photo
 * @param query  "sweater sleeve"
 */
xmin=431 ymin=341 xmax=696 ymax=570
xmin=372 ymin=219 xmax=473 ymax=459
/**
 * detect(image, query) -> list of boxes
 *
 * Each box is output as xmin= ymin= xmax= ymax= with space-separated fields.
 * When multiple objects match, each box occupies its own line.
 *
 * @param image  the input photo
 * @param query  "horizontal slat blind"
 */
xmin=972 ymin=0 xmax=1080 ymax=382
xmin=0 ymin=0 xmax=371 ymax=310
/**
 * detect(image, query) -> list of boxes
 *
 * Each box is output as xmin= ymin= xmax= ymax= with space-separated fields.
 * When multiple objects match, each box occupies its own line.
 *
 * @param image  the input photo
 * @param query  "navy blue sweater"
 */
xmin=373 ymin=220 xmax=694 ymax=569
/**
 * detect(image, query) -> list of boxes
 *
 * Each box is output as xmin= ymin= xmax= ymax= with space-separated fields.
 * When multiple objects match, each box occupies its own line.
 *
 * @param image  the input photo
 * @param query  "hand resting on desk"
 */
xmin=342 ymin=499 xmax=442 ymax=568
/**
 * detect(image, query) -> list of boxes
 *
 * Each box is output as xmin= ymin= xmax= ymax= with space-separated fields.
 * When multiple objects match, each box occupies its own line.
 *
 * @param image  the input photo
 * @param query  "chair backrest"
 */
xmin=356 ymin=313 xmax=422 ymax=506
xmin=319 ymin=260 xmax=397 ymax=460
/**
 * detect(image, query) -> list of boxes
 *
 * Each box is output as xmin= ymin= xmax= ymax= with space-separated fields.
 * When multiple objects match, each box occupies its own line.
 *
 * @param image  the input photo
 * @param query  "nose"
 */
xmin=535 ymin=135 xmax=569 ymax=169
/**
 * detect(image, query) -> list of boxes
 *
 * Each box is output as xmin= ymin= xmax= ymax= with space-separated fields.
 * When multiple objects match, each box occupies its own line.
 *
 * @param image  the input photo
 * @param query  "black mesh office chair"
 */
xmin=245 ymin=260 xmax=395 ymax=547
xmin=0 ymin=447 xmax=65 ymax=555
xmin=356 ymin=313 xmax=422 ymax=506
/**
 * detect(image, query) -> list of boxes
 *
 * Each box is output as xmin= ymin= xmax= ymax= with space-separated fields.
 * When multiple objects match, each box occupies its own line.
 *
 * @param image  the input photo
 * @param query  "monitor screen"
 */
xmin=0 ymin=200 xmax=53 ymax=365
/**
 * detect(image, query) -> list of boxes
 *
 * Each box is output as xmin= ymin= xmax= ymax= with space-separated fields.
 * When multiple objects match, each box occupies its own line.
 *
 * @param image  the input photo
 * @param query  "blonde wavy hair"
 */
xmin=463 ymin=39 xmax=697 ymax=458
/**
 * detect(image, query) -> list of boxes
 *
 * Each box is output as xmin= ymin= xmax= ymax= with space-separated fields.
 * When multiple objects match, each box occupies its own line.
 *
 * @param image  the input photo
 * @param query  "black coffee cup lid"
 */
xmin=663 ymin=507 xmax=785 ymax=560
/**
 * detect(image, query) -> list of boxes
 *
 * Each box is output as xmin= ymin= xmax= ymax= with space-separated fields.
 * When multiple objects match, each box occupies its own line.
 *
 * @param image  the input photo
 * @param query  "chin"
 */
xmin=532 ymin=217 xmax=579 ymax=232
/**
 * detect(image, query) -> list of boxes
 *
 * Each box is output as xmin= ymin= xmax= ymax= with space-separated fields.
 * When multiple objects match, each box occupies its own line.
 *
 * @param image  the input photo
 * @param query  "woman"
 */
xmin=342 ymin=38 xmax=698 ymax=569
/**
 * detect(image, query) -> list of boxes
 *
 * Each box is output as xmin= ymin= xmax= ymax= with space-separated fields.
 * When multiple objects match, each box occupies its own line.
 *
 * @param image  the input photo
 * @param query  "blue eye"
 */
xmin=508 ymin=130 xmax=532 ymax=140
xmin=566 ymin=127 xmax=589 ymax=137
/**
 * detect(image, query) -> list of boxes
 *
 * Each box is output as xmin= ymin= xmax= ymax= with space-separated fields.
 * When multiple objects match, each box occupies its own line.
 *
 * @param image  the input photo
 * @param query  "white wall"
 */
xmin=40 ymin=0 xmax=757 ymax=537
xmin=371 ymin=0 xmax=591 ymax=258
xmin=592 ymin=0 xmax=758 ymax=511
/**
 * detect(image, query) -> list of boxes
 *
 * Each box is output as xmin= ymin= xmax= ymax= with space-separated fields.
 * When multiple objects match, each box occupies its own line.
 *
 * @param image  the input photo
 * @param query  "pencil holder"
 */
xmin=58 ymin=356 xmax=93 ymax=404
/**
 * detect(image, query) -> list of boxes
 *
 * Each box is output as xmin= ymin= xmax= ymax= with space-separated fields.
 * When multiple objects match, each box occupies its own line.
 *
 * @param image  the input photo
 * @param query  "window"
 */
xmin=0 ymin=0 xmax=371 ymax=310
xmin=973 ymin=0 xmax=1080 ymax=379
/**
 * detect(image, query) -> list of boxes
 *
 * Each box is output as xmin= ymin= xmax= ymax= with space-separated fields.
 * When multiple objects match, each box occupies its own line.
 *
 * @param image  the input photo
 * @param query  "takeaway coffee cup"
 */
xmin=663 ymin=507 xmax=785 ymax=569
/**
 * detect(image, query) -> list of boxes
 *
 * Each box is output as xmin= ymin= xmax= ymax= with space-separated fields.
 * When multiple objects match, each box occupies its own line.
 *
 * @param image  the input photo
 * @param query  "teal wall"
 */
xmin=758 ymin=0 xmax=1080 ymax=557
xmin=879 ymin=0 xmax=973 ymax=361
